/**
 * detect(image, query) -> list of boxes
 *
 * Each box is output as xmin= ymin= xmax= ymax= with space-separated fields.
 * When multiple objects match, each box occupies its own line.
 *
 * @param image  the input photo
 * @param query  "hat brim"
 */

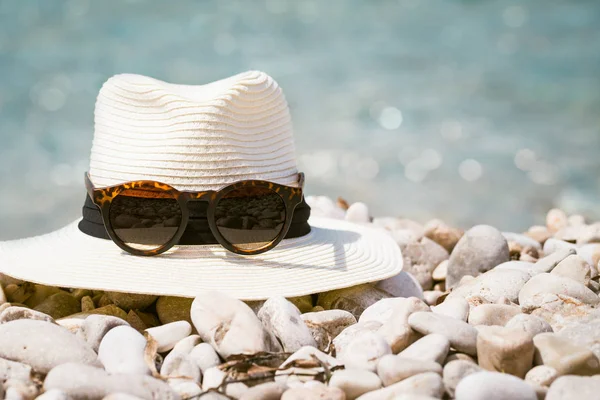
xmin=0 ymin=217 xmax=402 ymax=300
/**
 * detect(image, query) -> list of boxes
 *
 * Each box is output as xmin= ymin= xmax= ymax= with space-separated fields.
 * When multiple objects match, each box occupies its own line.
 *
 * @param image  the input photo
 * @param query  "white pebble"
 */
xmin=189 ymin=342 xmax=221 ymax=374
xmin=98 ymin=326 xmax=150 ymax=375
xmin=345 ymin=202 xmax=370 ymax=223
xmin=145 ymin=321 xmax=192 ymax=353
xmin=455 ymin=371 xmax=536 ymax=400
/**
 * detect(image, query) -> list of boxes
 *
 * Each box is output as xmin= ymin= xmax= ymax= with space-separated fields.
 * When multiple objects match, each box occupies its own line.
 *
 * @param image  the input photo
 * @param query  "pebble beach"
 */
xmin=0 ymin=195 xmax=600 ymax=400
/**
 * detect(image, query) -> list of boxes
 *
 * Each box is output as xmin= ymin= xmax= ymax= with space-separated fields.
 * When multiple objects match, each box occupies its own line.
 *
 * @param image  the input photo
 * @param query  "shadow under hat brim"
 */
xmin=0 ymin=217 xmax=403 ymax=300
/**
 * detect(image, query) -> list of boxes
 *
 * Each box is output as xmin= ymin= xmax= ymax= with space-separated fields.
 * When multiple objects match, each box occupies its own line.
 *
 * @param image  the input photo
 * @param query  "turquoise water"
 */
xmin=0 ymin=0 xmax=599 ymax=239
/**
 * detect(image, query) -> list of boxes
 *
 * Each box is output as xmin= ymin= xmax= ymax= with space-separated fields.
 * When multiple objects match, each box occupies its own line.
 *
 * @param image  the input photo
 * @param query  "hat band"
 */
xmin=77 ymin=195 xmax=312 ymax=245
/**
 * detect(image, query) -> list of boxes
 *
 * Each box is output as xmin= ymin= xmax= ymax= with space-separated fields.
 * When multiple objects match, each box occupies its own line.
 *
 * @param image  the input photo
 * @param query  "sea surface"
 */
xmin=0 ymin=0 xmax=599 ymax=239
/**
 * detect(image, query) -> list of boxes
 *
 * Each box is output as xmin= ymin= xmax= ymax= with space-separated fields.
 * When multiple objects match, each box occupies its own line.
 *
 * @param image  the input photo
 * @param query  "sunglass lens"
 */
xmin=215 ymin=186 xmax=285 ymax=252
xmin=109 ymin=188 xmax=182 ymax=252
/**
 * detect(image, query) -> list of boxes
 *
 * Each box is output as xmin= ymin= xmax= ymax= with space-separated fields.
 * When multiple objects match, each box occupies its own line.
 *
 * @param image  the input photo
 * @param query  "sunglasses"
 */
xmin=84 ymin=172 xmax=305 ymax=256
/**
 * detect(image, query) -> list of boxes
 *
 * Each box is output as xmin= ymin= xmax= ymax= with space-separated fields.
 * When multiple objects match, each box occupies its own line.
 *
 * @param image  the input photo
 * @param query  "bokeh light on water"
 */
xmin=0 ymin=0 xmax=599 ymax=239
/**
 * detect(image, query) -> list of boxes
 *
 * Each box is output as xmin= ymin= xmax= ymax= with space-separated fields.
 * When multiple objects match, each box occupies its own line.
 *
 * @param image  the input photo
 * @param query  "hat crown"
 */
xmin=89 ymin=71 xmax=298 ymax=190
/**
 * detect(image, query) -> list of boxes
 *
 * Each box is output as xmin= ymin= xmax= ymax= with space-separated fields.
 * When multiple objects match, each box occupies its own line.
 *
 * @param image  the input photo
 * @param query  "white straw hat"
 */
xmin=0 ymin=71 xmax=402 ymax=300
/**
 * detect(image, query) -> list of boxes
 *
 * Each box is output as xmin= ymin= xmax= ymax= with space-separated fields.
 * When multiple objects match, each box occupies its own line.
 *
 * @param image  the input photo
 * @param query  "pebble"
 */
xmin=4 ymin=282 xmax=34 ymax=304
xmin=276 ymin=346 xmax=340 ymax=385
xmin=105 ymin=292 xmax=157 ymax=311
xmin=155 ymin=296 xmax=193 ymax=325
xmin=0 ymin=357 xmax=32 ymax=382
xmin=543 ymin=238 xmax=577 ymax=255
xmin=577 ymin=243 xmax=600 ymax=269
xmin=0 ymin=306 xmax=54 ymax=324
xmin=69 ymin=305 xmax=128 ymax=320
xmin=518 ymin=273 xmax=600 ymax=307
xmin=302 ymin=309 xmax=357 ymax=351
xmin=160 ymin=352 xmax=201 ymax=383
xmin=360 ymin=298 xmax=412 ymax=325
xmin=423 ymin=290 xmax=443 ymax=306
xmin=345 ymin=202 xmax=370 ymax=223
xmin=317 ymin=285 xmax=391 ymax=320
xmin=56 ymin=317 xmax=84 ymax=333
xmin=333 ymin=321 xmax=382 ymax=357
xmin=533 ymin=249 xmax=577 ymax=273
xmin=305 ymin=196 xmax=346 ymax=219
xmin=505 ymin=314 xmax=553 ymax=337
xmin=43 ymin=363 xmax=178 ymax=399
xmin=77 ymin=315 xmax=130 ymax=352
xmin=443 ymin=360 xmax=482 ymax=398
xmin=408 ymin=312 xmax=479 ymax=355
xmin=551 ymin=255 xmax=591 ymax=285
xmin=35 ymin=389 xmax=71 ymax=400
xmin=533 ymin=333 xmax=600 ymax=375
xmin=448 ymin=268 xmax=531 ymax=304
xmin=432 ymin=260 xmax=448 ymax=281
xmin=476 ymin=326 xmax=534 ymax=378
xmin=257 ymin=296 xmax=317 ymax=352
xmin=494 ymin=260 xmax=536 ymax=274
xmin=374 ymin=271 xmax=425 ymax=299
xmin=397 ymin=237 xmax=449 ymax=290
xmin=387 ymin=395 xmax=439 ymax=400
xmin=392 ymin=228 xmax=424 ymax=246
xmin=503 ymin=232 xmax=543 ymax=251
xmin=188 ymin=342 xmax=221 ymax=374
xmin=191 ymin=291 xmax=281 ymax=358
xmin=446 ymin=225 xmax=510 ymax=289
xmin=398 ymin=334 xmax=450 ymax=364
xmin=377 ymin=297 xmax=429 ymax=353
xmin=202 ymin=366 xmax=249 ymax=397
xmin=33 ymin=292 xmax=81 ymax=319
xmin=0 ymin=319 xmax=99 ymax=373
xmin=126 ymin=310 xmax=156 ymax=331
xmin=467 ymin=304 xmax=521 ymax=326
xmin=23 ymin=284 xmax=61 ymax=308
xmin=197 ymin=393 xmax=230 ymax=400
xmin=167 ymin=378 xmax=202 ymax=399
xmin=329 ymin=369 xmax=382 ymax=400
xmin=339 ymin=331 xmax=391 ymax=371
xmin=245 ymin=300 xmax=266 ymax=314
xmin=103 ymin=394 xmax=147 ymax=400
xmin=454 ymin=371 xmax=537 ymax=400
xmin=145 ymin=321 xmax=192 ymax=353
xmin=444 ymin=352 xmax=477 ymax=364
xmin=288 ymin=295 xmax=314 ymax=313
xmin=546 ymin=209 xmax=568 ymax=233
xmin=554 ymin=225 xmax=584 ymax=243
xmin=377 ymin=355 xmax=442 ymax=386
xmin=546 ymin=375 xmax=600 ymax=400
xmin=356 ymin=372 xmax=444 ymax=400
xmin=71 ymin=289 xmax=93 ymax=301
xmin=528 ymin=294 xmax=596 ymax=332
xmin=432 ymin=296 xmax=469 ymax=322
xmin=81 ymin=296 xmax=95 ymax=312
xmin=281 ymin=386 xmax=345 ymax=400
xmin=424 ymin=219 xmax=464 ymax=253
xmin=135 ymin=310 xmax=160 ymax=328
xmin=577 ymin=223 xmax=600 ymax=245
xmin=239 ymin=382 xmax=286 ymax=400
xmin=97 ymin=325 xmax=150 ymax=375
xmin=4 ymin=383 xmax=37 ymax=400
xmin=525 ymin=365 xmax=558 ymax=387
xmin=557 ymin=318 xmax=600 ymax=360
xmin=171 ymin=334 xmax=202 ymax=354
xmin=525 ymin=225 xmax=552 ymax=244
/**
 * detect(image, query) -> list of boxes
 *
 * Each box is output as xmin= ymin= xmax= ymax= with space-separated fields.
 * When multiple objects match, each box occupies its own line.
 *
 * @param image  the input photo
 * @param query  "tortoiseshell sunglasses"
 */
xmin=85 ymin=172 xmax=305 ymax=256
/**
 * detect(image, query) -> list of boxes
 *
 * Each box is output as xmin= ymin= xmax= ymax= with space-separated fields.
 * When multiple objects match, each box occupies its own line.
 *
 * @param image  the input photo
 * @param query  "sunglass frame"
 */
xmin=84 ymin=172 xmax=305 ymax=256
